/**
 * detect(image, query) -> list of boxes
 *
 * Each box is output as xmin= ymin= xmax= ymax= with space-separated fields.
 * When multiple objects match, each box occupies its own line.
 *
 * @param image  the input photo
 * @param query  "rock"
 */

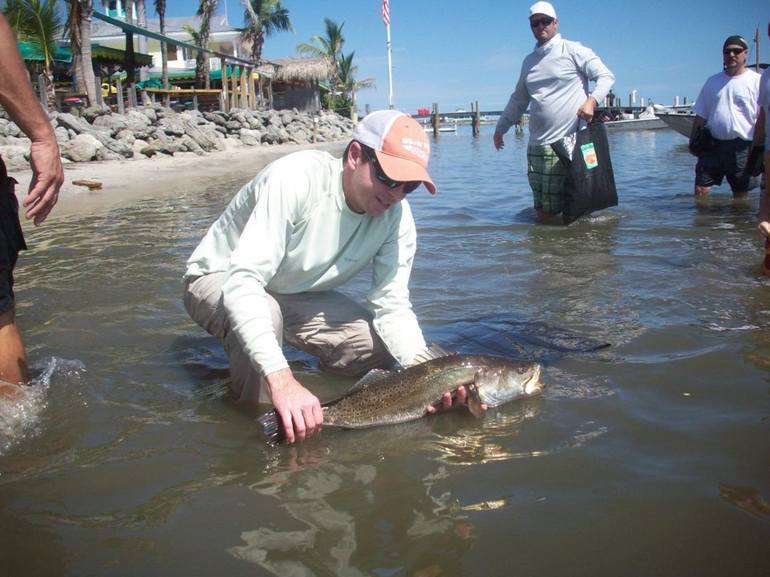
xmin=61 ymin=133 xmax=102 ymax=162
xmin=181 ymin=116 xmax=221 ymax=151
xmin=92 ymin=113 xmax=129 ymax=134
xmin=0 ymin=145 xmax=29 ymax=170
xmin=3 ymin=103 xmax=355 ymax=166
xmin=203 ymin=111 xmax=227 ymax=126
xmin=57 ymin=112 xmax=107 ymax=137
xmin=95 ymin=147 xmax=123 ymax=161
xmin=115 ymin=129 xmax=136 ymax=145
xmin=131 ymin=138 xmax=149 ymax=157
xmin=81 ymin=106 xmax=111 ymax=123
xmin=239 ymin=128 xmax=262 ymax=146
xmin=221 ymin=137 xmax=244 ymax=150
xmin=158 ymin=115 xmax=186 ymax=137
xmin=5 ymin=121 xmax=21 ymax=138
xmin=55 ymin=126 xmax=70 ymax=143
xmin=134 ymin=106 xmax=158 ymax=123
xmin=179 ymin=134 xmax=205 ymax=155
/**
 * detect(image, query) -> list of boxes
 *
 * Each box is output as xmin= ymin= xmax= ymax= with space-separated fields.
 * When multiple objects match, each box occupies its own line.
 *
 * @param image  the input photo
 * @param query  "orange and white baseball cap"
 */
xmin=353 ymin=110 xmax=436 ymax=194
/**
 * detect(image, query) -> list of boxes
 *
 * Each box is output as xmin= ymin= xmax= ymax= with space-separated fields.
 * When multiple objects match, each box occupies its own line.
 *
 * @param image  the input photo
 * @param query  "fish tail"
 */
xmin=256 ymin=410 xmax=285 ymax=446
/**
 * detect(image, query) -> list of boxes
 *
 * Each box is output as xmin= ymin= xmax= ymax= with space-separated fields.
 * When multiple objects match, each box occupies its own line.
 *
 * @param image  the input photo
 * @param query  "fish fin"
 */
xmin=256 ymin=409 xmax=285 ymax=446
xmin=323 ymin=369 xmax=391 ymax=406
xmin=352 ymin=368 xmax=391 ymax=389
xmin=466 ymin=383 xmax=486 ymax=418
xmin=467 ymin=397 xmax=486 ymax=418
xmin=411 ymin=343 xmax=454 ymax=365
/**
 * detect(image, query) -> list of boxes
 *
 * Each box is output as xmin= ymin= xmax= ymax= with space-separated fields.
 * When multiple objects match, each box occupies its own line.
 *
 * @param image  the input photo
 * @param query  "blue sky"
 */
xmin=161 ymin=1 xmax=765 ymax=114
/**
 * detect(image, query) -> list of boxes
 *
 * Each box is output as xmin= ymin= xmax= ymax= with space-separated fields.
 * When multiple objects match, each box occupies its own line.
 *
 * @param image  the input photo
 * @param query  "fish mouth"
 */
xmin=524 ymin=364 xmax=543 ymax=396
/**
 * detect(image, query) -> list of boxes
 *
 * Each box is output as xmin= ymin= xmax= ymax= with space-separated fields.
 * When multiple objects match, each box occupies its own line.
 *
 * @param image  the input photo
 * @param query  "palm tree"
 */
xmin=135 ymin=0 xmax=147 ymax=81
xmin=297 ymin=17 xmax=344 ymax=106
xmin=194 ymin=0 xmax=219 ymax=88
xmin=4 ymin=0 xmax=63 ymax=109
xmin=182 ymin=22 xmax=210 ymax=88
xmin=337 ymin=51 xmax=374 ymax=119
xmin=65 ymin=0 xmax=97 ymax=106
xmin=154 ymin=0 xmax=169 ymax=105
xmin=240 ymin=0 xmax=292 ymax=65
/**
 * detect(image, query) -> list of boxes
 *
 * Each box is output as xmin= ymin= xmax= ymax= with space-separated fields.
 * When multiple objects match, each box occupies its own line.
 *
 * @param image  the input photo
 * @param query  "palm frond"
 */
xmin=4 ymin=0 xmax=63 ymax=72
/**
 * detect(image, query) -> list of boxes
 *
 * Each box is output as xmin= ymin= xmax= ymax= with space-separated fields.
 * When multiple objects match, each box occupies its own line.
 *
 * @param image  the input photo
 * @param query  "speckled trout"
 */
xmin=257 ymin=354 xmax=543 ymax=445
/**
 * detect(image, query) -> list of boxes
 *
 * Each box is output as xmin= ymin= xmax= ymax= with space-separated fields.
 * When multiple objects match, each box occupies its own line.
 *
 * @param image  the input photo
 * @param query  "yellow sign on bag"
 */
xmin=580 ymin=142 xmax=598 ymax=169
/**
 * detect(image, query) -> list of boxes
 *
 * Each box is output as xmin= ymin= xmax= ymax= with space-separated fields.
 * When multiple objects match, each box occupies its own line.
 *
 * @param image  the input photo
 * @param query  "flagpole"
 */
xmin=382 ymin=0 xmax=394 ymax=109
xmin=386 ymin=22 xmax=394 ymax=109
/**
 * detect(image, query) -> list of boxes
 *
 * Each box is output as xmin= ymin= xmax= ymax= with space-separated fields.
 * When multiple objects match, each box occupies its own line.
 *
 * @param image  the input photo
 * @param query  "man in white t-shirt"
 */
xmin=183 ymin=110 xmax=467 ymax=443
xmin=691 ymin=35 xmax=761 ymax=198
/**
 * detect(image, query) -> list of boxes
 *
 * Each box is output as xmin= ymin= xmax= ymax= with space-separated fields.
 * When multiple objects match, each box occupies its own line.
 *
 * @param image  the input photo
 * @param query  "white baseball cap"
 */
xmin=352 ymin=110 xmax=436 ymax=194
xmin=529 ymin=1 xmax=557 ymax=19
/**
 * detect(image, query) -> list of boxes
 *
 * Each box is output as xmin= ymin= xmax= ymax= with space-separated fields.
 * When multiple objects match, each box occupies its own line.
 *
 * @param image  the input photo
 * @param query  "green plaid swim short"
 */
xmin=527 ymin=143 xmax=568 ymax=214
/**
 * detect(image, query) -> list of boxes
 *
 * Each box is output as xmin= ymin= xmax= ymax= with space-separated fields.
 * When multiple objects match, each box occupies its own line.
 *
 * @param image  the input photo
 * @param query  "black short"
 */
xmin=0 ymin=156 xmax=27 ymax=315
xmin=695 ymin=137 xmax=760 ymax=193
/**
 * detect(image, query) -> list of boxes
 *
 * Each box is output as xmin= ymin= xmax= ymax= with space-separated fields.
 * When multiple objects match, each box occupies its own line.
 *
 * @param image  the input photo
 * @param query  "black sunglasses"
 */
xmin=530 ymin=17 xmax=554 ymax=28
xmin=360 ymin=144 xmax=421 ymax=194
xmin=723 ymin=47 xmax=745 ymax=56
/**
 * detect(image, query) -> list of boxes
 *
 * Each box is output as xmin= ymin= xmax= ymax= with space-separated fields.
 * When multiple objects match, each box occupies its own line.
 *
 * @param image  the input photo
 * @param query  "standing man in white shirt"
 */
xmin=183 ymin=110 xmax=465 ymax=444
xmin=493 ymin=1 xmax=615 ymax=222
xmin=691 ymin=35 xmax=761 ymax=198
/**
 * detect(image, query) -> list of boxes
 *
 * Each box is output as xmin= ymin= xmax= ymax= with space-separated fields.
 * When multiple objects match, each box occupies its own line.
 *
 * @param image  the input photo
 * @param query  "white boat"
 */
xmin=603 ymin=116 xmax=667 ymax=131
xmin=653 ymin=104 xmax=695 ymax=138
xmin=602 ymin=105 xmax=666 ymax=131
xmin=423 ymin=124 xmax=458 ymax=133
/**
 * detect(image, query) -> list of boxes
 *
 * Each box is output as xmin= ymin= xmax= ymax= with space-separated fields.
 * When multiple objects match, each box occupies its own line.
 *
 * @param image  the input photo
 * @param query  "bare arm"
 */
xmin=265 ymin=367 xmax=323 ymax=444
xmin=0 ymin=14 xmax=63 ymax=225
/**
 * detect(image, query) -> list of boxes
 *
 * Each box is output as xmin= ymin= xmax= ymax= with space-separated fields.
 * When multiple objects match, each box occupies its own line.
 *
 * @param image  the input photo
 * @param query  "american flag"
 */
xmin=381 ymin=0 xmax=390 ymax=26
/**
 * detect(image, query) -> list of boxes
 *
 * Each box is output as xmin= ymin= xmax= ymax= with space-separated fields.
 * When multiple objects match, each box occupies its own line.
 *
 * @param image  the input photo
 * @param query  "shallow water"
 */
xmin=1 ymin=125 xmax=769 ymax=576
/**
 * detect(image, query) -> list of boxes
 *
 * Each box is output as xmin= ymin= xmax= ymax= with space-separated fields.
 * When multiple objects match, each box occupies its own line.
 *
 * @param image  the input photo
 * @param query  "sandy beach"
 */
xmin=10 ymin=140 xmax=346 ymax=222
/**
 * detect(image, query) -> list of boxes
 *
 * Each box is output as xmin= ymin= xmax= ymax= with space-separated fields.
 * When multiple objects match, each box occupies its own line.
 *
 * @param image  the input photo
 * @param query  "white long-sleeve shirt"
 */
xmin=184 ymin=149 xmax=426 ymax=375
xmin=496 ymin=34 xmax=615 ymax=146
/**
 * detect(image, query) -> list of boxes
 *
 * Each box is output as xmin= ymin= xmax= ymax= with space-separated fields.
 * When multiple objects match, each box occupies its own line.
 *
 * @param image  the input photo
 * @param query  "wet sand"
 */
xmin=10 ymin=140 xmax=346 ymax=222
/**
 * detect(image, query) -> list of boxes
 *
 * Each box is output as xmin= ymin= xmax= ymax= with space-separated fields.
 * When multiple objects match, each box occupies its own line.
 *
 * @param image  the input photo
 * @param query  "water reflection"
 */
xmin=228 ymin=449 xmax=476 ymax=577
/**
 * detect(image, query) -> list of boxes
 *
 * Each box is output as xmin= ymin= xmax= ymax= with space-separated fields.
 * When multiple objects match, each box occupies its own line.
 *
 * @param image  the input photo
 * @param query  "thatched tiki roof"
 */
xmin=257 ymin=57 xmax=332 ymax=85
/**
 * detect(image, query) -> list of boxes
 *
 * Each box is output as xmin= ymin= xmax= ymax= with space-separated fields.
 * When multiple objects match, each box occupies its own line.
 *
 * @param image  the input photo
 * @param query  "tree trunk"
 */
xmin=77 ymin=1 xmax=97 ymax=106
xmin=44 ymin=69 xmax=56 ymax=112
xmin=159 ymin=12 xmax=169 ymax=106
xmin=137 ymin=0 xmax=148 ymax=82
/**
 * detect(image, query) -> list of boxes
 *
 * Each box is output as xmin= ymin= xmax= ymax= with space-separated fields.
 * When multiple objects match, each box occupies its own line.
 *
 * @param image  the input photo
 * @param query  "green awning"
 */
xmin=91 ymin=44 xmax=154 ymax=66
xmin=17 ymin=41 xmax=70 ymax=62
xmin=113 ymin=65 xmax=249 ymax=88
xmin=17 ymin=40 xmax=153 ymax=67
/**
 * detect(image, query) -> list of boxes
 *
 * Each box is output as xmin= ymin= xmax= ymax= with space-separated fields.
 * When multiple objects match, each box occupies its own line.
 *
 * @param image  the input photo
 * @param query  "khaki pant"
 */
xmin=182 ymin=272 xmax=393 ymax=402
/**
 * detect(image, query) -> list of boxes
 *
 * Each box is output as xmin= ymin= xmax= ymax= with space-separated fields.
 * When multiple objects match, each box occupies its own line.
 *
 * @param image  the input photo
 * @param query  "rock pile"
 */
xmin=0 ymin=105 xmax=355 ymax=171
